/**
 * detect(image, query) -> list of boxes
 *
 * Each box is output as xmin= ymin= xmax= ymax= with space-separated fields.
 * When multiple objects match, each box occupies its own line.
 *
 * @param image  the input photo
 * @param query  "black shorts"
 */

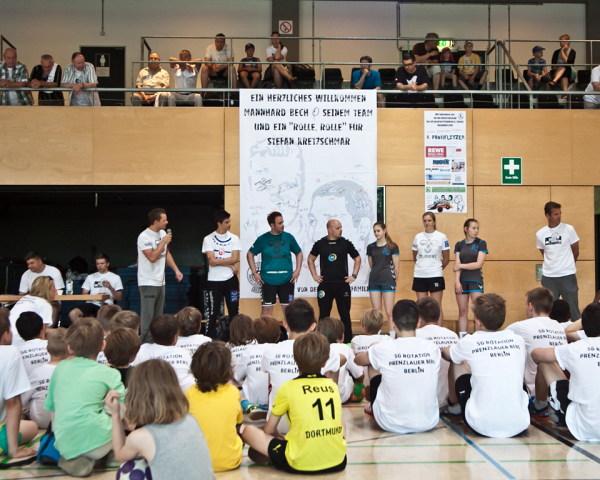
xmin=412 ymin=277 xmax=445 ymax=293
xmin=262 ymin=282 xmax=294 ymax=306
xmin=268 ymin=438 xmax=347 ymax=474
xmin=461 ymin=280 xmax=484 ymax=294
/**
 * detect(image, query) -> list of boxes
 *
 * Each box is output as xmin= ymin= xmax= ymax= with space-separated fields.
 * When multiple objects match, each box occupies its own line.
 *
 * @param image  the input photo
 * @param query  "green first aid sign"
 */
xmin=501 ymin=157 xmax=522 ymax=185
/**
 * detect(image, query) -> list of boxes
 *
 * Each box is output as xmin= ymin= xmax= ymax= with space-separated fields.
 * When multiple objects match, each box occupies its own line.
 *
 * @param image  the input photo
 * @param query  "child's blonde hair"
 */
xmin=47 ymin=328 xmax=68 ymax=357
xmin=361 ymin=309 xmax=384 ymax=335
xmin=109 ymin=310 xmax=141 ymax=332
xmin=30 ymin=276 xmax=55 ymax=301
xmin=67 ymin=317 xmax=104 ymax=358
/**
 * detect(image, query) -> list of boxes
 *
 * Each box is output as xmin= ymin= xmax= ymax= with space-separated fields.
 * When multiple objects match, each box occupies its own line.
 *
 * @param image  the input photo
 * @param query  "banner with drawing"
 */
xmin=239 ymin=89 xmax=377 ymax=299
xmin=424 ymin=111 xmax=467 ymax=214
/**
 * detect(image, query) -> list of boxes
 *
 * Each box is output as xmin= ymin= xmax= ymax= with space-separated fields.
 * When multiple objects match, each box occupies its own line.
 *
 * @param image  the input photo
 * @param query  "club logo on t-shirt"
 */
xmin=318 ymin=289 xmax=326 ymax=299
xmin=328 ymin=253 xmax=337 ymax=262
xmin=545 ymin=233 xmax=562 ymax=246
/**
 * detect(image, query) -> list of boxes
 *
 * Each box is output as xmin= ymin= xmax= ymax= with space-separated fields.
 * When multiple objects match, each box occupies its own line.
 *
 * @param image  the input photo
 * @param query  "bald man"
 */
xmin=0 ymin=48 xmax=32 ymax=105
xmin=308 ymin=219 xmax=361 ymax=342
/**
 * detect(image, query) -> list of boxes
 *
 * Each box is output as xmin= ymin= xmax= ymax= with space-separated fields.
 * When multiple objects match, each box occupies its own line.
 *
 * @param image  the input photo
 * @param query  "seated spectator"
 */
xmin=0 ymin=310 xmax=38 ymax=461
xmin=458 ymin=41 xmax=487 ymax=90
xmin=45 ymin=317 xmax=124 ymax=476
xmin=524 ymin=46 xmax=549 ymax=90
xmin=351 ymin=55 xmax=385 ymax=107
xmin=201 ymin=33 xmax=236 ymax=89
xmin=19 ymin=251 xmax=65 ymax=295
xmin=264 ymin=32 xmax=295 ymax=88
xmin=168 ymin=49 xmax=202 ymax=107
xmin=175 ymin=306 xmax=210 ymax=357
xmin=9 ymin=276 xmax=55 ymax=346
xmin=396 ymin=53 xmax=430 ymax=106
xmin=0 ymin=47 xmax=32 ymax=105
xmin=30 ymin=53 xmax=63 ymax=106
xmin=21 ymin=328 xmax=67 ymax=429
xmin=238 ymin=43 xmax=262 ymax=89
xmin=109 ymin=309 xmax=141 ymax=333
xmin=62 ymin=52 xmax=100 ymax=106
xmin=104 ymin=327 xmax=141 ymax=387
xmin=549 ymin=34 xmax=576 ymax=94
xmin=105 ymin=359 xmax=213 ymax=480
xmin=412 ymin=33 xmax=441 ymax=89
xmin=439 ymin=47 xmax=458 ymax=88
xmin=133 ymin=51 xmax=169 ymax=106
xmin=16 ymin=312 xmax=49 ymax=377
xmin=583 ymin=64 xmax=600 ymax=109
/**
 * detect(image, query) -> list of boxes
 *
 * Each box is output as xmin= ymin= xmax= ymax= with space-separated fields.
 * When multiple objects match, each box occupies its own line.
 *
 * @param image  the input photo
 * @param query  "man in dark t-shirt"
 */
xmin=308 ymin=219 xmax=361 ymax=342
xmin=412 ymin=32 xmax=441 ymax=89
xmin=396 ymin=53 xmax=431 ymax=107
xmin=30 ymin=54 xmax=63 ymax=106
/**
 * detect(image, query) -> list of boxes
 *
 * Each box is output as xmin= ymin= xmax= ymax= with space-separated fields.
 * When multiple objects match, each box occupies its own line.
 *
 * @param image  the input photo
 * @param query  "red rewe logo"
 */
xmin=426 ymin=146 xmax=446 ymax=157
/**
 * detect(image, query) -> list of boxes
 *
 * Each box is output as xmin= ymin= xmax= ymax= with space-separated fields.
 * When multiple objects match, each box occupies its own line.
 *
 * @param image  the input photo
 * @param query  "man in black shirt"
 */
xmin=396 ymin=53 xmax=431 ymax=107
xmin=308 ymin=219 xmax=361 ymax=342
xmin=412 ymin=32 xmax=441 ymax=89
xmin=30 ymin=54 xmax=63 ymax=106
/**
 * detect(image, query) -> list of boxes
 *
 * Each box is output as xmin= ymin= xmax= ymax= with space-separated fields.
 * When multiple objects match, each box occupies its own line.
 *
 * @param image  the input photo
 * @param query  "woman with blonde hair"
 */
xmin=9 ymin=276 xmax=56 ymax=345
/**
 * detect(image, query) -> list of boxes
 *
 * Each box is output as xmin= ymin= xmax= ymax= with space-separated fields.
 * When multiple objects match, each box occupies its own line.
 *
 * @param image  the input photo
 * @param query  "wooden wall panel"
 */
xmin=224 ymin=108 xmax=240 ymax=185
xmin=551 ymin=186 xmax=595 ymax=261
xmin=572 ymin=111 xmax=600 ymax=185
xmin=92 ymin=108 xmax=225 ymax=185
xmin=224 ymin=186 xmax=240 ymax=234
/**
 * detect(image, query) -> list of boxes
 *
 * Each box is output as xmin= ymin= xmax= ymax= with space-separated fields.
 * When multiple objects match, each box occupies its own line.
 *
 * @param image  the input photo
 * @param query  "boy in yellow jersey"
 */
xmin=241 ymin=331 xmax=347 ymax=473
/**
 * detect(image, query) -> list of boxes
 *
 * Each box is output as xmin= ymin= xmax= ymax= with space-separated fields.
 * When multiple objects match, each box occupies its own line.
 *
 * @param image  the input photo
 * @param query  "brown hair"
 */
xmin=422 ymin=211 xmax=437 ymax=228
xmin=361 ymin=309 xmax=384 ymax=334
xmin=373 ymin=222 xmax=398 ymax=251
xmin=285 ymin=299 xmax=316 ymax=333
xmin=228 ymin=314 xmax=255 ymax=346
xmin=104 ymin=328 xmax=141 ymax=367
xmin=191 ymin=341 xmax=232 ymax=392
xmin=0 ymin=308 xmax=10 ymax=338
xmin=46 ymin=328 xmax=68 ymax=357
xmin=150 ymin=314 xmax=178 ymax=346
xmin=253 ymin=316 xmax=281 ymax=344
xmin=67 ymin=317 xmax=104 ymax=358
xmin=125 ymin=359 xmax=189 ymax=427
xmin=473 ymin=293 xmax=506 ymax=331
xmin=294 ymin=332 xmax=330 ymax=375
xmin=463 ymin=218 xmax=478 ymax=237
xmin=97 ymin=304 xmax=122 ymax=331
xmin=147 ymin=207 xmax=166 ymax=226
xmin=175 ymin=306 xmax=203 ymax=337
xmin=30 ymin=276 xmax=55 ymax=301
xmin=317 ymin=317 xmax=344 ymax=344
xmin=417 ymin=297 xmax=441 ymax=324
xmin=526 ymin=287 xmax=554 ymax=315
xmin=109 ymin=310 xmax=141 ymax=332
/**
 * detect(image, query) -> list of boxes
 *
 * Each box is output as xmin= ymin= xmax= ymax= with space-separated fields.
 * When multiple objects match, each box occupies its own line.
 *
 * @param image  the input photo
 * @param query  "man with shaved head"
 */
xmin=308 ymin=218 xmax=361 ymax=342
xmin=0 ymin=48 xmax=32 ymax=105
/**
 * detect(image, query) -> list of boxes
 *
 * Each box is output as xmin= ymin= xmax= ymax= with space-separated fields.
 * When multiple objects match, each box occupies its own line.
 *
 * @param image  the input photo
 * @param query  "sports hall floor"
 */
xmin=3 ymin=404 xmax=600 ymax=480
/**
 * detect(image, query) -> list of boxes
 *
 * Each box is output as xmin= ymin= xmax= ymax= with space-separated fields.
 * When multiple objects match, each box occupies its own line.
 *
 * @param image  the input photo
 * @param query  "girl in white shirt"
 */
xmin=265 ymin=32 xmax=295 ymax=88
xmin=9 ymin=276 xmax=56 ymax=346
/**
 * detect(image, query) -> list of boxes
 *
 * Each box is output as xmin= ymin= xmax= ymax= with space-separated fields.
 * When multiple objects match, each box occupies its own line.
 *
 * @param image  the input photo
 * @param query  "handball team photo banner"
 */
xmin=239 ymin=89 xmax=378 ymax=299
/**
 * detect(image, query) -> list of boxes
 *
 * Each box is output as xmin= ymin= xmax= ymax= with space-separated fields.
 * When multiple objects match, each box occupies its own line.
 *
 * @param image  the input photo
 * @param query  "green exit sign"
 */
xmin=501 ymin=157 xmax=522 ymax=185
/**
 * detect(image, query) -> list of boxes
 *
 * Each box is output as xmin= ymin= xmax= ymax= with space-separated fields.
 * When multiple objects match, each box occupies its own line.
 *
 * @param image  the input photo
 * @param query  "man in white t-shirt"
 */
xmin=0 ymin=310 xmax=38 ymax=459
xmin=355 ymin=299 xmax=440 ymax=434
xmin=137 ymin=208 xmax=183 ymax=342
xmin=536 ymin=201 xmax=580 ymax=320
xmin=532 ymin=302 xmax=600 ymax=441
xmin=583 ymin=64 xmax=600 ymax=109
xmin=201 ymin=210 xmax=240 ymax=337
xmin=442 ymin=293 xmax=530 ymax=438
xmin=508 ymin=287 xmax=566 ymax=412
xmin=19 ymin=251 xmax=65 ymax=295
xmin=201 ymin=33 xmax=236 ymax=89
xmin=167 ymin=49 xmax=202 ymax=107
xmin=68 ymin=253 xmax=124 ymax=324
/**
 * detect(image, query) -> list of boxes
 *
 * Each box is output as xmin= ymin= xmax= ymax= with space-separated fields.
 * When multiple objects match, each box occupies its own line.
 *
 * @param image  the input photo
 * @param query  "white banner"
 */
xmin=424 ymin=111 xmax=467 ymax=214
xmin=239 ymin=89 xmax=377 ymax=299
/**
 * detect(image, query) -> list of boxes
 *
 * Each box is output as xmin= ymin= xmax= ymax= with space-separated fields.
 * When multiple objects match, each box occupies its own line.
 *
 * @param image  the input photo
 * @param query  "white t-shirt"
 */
xmin=368 ymin=336 xmax=440 ymax=434
xmin=330 ymin=343 xmax=363 ymax=403
xmin=201 ymin=231 xmax=241 ymax=282
xmin=19 ymin=265 xmax=65 ymax=294
xmin=230 ymin=342 xmax=254 ymax=373
xmin=583 ymin=65 xmax=600 ymax=104
xmin=450 ymin=330 xmax=530 ymax=438
xmin=172 ymin=65 xmax=199 ymax=90
xmin=0 ymin=346 xmax=31 ymax=422
xmin=555 ymin=337 xmax=600 ymax=441
xmin=21 ymin=362 xmax=56 ymax=429
xmin=205 ymin=43 xmax=232 ymax=63
xmin=18 ymin=338 xmax=50 ymax=378
xmin=508 ymin=316 xmax=567 ymax=393
xmin=536 ymin=223 xmax=579 ymax=277
xmin=416 ymin=324 xmax=458 ymax=407
xmin=82 ymin=271 xmax=124 ymax=306
xmin=132 ymin=343 xmax=194 ymax=390
xmin=9 ymin=295 xmax=53 ymax=346
xmin=351 ymin=334 xmax=391 ymax=384
xmin=97 ymin=351 xmax=108 ymax=365
xmin=137 ymin=228 xmax=167 ymax=287
xmin=266 ymin=45 xmax=288 ymax=61
xmin=175 ymin=334 xmax=211 ymax=358
xmin=234 ymin=343 xmax=272 ymax=406
xmin=412 ymin=231 xmax=450 ymax=278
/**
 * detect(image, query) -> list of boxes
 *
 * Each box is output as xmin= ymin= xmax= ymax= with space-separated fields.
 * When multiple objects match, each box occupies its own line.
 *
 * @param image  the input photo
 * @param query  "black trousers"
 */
xmin=206 ymin=276 xmax=240 ymax=337
xmin=317 ymin=282 xmax=352 ymax=342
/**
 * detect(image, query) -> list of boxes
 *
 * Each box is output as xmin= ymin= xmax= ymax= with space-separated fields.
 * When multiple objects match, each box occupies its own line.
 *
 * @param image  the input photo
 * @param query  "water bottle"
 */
xmin=65 ymin=269 xmax=74 ymax=295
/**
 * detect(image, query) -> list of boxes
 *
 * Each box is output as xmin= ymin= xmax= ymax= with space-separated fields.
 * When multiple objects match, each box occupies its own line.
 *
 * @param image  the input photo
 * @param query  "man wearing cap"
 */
xmin=412 ymin=33 xmax=441 ymax=90
xmin=525 ymin=46 xmax=549 ymax=90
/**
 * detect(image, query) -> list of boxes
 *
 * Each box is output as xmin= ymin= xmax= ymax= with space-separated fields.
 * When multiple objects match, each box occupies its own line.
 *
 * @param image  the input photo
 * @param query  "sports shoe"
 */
xmin=443 ymin=403 xmax=462 ymax=416
xmin=248 ymin=447 xmax=271 ymax=466
xmin=247 ymin=405 xmax=268 ymax=421
xmin=528 ymin=397 xmax=549 ymax=417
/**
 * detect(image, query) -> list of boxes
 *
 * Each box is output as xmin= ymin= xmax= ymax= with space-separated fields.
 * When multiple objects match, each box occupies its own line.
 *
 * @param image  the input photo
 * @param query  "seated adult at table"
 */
xmin=19 ymin=252 xmax=64 ymax=295
xmin=132 ymin=51 xmax=169 ymax=106
xmin=30 ymin=54 xmax=64 ymax=106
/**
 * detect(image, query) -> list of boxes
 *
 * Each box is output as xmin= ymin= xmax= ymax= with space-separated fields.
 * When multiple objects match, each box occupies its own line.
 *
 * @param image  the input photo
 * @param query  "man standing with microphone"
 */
xmin=137 ymin=208 xmax=183 ymax=342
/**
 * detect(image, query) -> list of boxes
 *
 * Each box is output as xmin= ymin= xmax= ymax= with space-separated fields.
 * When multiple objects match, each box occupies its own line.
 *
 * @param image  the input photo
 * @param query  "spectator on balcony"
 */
xmin=583 ymin=64 xmax=600 ymax=109
xmin=0 ymin=47 xmax=32 ymax=106
xmin=524 ymin=46 xmax=549 ymax=90
xmin=439 ymin=48 xmax=458 ymax=89
xmin=549 ymin=34 xmax=576 ymax=94
xmin=62 ymin=52 xmax=100 ymax=106
xmin=132 ymin=51 xmax=169 ymax=107
xmin=30 ymin=54 xmax=63 ymax=106
xmin=351 ymin=55 xmax=385 ymax=107
xmin=201 ymin=33 xmax=236 ymax=89
xmin=396 ymin=53 xmax=430 ymax=107
xmin=238 ymin=43 xmax=262 ymax=89
xmin=167 ymin=49 xmax=202 ymax=107
xmin=413 ymin=33 xmax=441 ymax=90
xmin=264 ymin=32 xmax=295 ymax=88
xmin=458 ymin=41 xmax=487 ymax=90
